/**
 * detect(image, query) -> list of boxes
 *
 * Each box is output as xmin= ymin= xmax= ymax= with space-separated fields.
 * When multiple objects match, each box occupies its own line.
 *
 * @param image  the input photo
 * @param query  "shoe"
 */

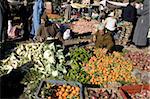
xmin=129 ymin=44 xmax=136 ymax=48
xmin=29 ymin=34 xmax=34 ymax=39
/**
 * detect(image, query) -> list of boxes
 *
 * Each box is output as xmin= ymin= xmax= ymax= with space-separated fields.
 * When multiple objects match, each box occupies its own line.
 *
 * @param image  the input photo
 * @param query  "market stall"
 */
xmin=0 ymin=0 xmax=149 ymax=99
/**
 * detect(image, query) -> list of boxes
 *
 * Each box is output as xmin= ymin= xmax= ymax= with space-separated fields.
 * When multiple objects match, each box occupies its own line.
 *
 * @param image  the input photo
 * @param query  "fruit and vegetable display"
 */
xmin=0 ymin=42 xmax=67 ymax=98
xmin=124 ymin=51 xmax=150 ymax=72
xmin=86 ymin=88 xmax=123 ymax=99
xmin=0 ymin=42 xmax=67 ymax=78
xmin=1 ymin=41 xmax=149 ymax=98
xmin=37 ymin=81 xmax=81 ymax=99
xmin=71 ymin=19 xmax=99 ymax=34
xmin=83 ymin=48 xmax=137 ymax=85
xmin=65 ymin=47 xmax=93 ymax=84
xmin=1 ymin=3 xmax=150 ymax=98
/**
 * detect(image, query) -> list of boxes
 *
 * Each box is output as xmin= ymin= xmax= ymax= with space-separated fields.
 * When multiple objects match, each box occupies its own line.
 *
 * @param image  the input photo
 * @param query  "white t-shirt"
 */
xmin=105 ymin=17 xmax=117 ymax=31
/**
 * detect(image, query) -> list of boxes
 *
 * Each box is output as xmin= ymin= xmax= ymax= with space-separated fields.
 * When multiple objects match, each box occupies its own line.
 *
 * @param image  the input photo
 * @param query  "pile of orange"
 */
xmin=48 ymin=85 xmax=80 ymax=99
xmin=83 ymin=48 xmax=137 ymax=85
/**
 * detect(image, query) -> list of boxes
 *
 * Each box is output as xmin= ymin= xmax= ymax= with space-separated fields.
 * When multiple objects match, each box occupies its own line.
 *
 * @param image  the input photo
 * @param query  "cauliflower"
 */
xmin=43 ymin=50 xmax=54 ymax=59
xmin=52 ymin=70 xmax=58 ymax=77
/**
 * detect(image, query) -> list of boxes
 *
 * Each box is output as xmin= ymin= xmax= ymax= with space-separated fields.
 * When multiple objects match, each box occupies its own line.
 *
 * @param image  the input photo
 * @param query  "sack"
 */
xmin=63 ymin=29 xmax=71 ymax=40
xmin=8 ymin=26 xmax=20 ymax=38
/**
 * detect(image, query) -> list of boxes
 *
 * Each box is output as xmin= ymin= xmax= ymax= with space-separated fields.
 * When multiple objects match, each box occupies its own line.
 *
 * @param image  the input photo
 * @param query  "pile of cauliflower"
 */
xmin=0 ymin=42 xmax=67 ymax=78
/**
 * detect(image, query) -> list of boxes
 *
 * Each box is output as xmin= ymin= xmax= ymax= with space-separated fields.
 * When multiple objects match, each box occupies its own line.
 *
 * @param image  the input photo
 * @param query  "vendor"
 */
xmin=35 ymin=13 xmax=64 ymax=42
xmin=64 ymin=2 xmax=71 ymax=21
xmin=92 ymin=24 xmax=114 ymax=50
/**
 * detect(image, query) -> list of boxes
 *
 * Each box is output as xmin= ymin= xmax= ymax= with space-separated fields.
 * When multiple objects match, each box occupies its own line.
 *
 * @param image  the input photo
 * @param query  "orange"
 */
xmin=66 ymin=85 xmax=71 ymax=89
xmin=75 ymin=87 xmax=80 ymax=92
xmin=58 ymin=91 xmax=63 ymax=96
xmin=60 ymin=87 xmax=65 ymax=93
xmin=72 ymin=90 xmax=77 ymax=95
xmin=48 ymin=96 xmax=51 ymax=99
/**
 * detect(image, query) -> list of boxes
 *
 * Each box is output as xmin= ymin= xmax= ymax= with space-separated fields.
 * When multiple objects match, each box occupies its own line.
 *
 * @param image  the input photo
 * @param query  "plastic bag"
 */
xmin=63 ymin=29 xmax=71 ymax=40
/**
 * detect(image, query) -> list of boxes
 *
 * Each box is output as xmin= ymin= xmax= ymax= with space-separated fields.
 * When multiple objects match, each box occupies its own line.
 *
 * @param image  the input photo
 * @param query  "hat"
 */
xmin=96 ymin=23 xmax=105 ymax=30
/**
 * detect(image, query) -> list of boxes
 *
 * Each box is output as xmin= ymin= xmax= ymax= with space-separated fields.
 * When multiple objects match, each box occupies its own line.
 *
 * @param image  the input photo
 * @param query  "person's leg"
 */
xmin=88 ymin=7 xmax=92 ymax=17
xmin=0 ymin=7 xmax=4 ymax=59
xmin=0 ymin=6 xmax=3 ymax=43
xmin=147 ymin=38 xmax=150 ymax=46
xmin=123 ymin=22 xmax=133 ymax=45
xmin=30 ymin=23 xmax=35 ymax=39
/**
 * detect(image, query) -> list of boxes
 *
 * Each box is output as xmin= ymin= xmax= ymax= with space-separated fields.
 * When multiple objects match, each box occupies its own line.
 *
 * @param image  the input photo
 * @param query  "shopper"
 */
xmin=64 ymin=2 xmax=71 ymax=21
xmin=19 ymin=0 xmax=31 ymax=40
xmin=0 ymin=0 xmax=9 ymax=59
xmin=132 ymin=0 xmax=149 ymax=47
xmin=121 ymin=0 xmax=137 ymax=45
xmin=104 ymin=11 xmax=117 ymax=34
xmin=30 ymin=0 xmax=44 ymax=40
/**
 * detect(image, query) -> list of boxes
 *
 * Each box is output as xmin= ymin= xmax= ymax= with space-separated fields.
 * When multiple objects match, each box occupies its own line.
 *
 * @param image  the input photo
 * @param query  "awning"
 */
xmin=71 ymin=3 xmax=88 ymax=8
xmin=107 ymin=0 xmax=128 ymax=7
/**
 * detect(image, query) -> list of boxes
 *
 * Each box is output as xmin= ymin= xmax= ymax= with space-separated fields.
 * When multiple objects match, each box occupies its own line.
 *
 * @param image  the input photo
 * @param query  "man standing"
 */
xmin=64 ymin=1 xmax=71 ymax=21
xmin=30 ymin=0 xmax=44 ymax=40
xmin=120 ymin=0 xmax=137 ymax=46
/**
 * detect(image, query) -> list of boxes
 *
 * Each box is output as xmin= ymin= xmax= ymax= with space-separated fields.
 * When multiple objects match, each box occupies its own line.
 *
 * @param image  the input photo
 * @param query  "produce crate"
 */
xmin=35 ymin=80 xmax=83 ymax=99
xmin=85 ymin=87 xmax=124 ymax=99
xmin=119 ymin=84 xmax=150 ymax=99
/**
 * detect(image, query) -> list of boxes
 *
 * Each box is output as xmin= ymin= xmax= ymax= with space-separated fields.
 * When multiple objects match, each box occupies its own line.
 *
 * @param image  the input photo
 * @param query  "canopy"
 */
xmin=71 ymin=3 xmax=88 ymax=8
xmin=107 ymin=0 xmax=128 ymax=7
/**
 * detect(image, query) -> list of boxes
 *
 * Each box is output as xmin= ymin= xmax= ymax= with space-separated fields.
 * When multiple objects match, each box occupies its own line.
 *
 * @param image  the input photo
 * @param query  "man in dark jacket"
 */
xmin=120 ymin=0 xmax=137 ymax=46
xmin=0 ymin=0 xmax=9 ymax=59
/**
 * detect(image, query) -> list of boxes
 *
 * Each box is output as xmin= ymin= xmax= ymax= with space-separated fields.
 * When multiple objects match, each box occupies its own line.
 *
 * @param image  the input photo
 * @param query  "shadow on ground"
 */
xmin=0 ymin=62 xmax=33 ymax=99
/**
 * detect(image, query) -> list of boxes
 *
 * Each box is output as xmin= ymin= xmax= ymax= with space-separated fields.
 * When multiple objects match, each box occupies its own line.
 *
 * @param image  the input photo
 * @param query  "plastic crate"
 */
xmin=35 ymin=80 xmax=83 ymax=99
xmin=85 ymin=87 xmax=124 ymax=99
xmin=119 ymin=84 xmax=150 ymax=99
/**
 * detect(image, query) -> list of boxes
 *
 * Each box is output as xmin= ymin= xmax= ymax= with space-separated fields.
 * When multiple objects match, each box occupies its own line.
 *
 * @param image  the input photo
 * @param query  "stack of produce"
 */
xmin=0 ymin=42 xmax=68 ymax=98
xmin=39 ymin=83 xmax=80 ymax=99
xmin=83 ymin=48 xmax=137 ymax=85
xmin=65 ymin=47 xmax=93 ymax=84
xmin=124 ymin=51 xmax=150 ymax=71
xmin=0 ymin=42 xmax=67 ymax=78
xmin=71 ymin=19 xmax=99 ymax=34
